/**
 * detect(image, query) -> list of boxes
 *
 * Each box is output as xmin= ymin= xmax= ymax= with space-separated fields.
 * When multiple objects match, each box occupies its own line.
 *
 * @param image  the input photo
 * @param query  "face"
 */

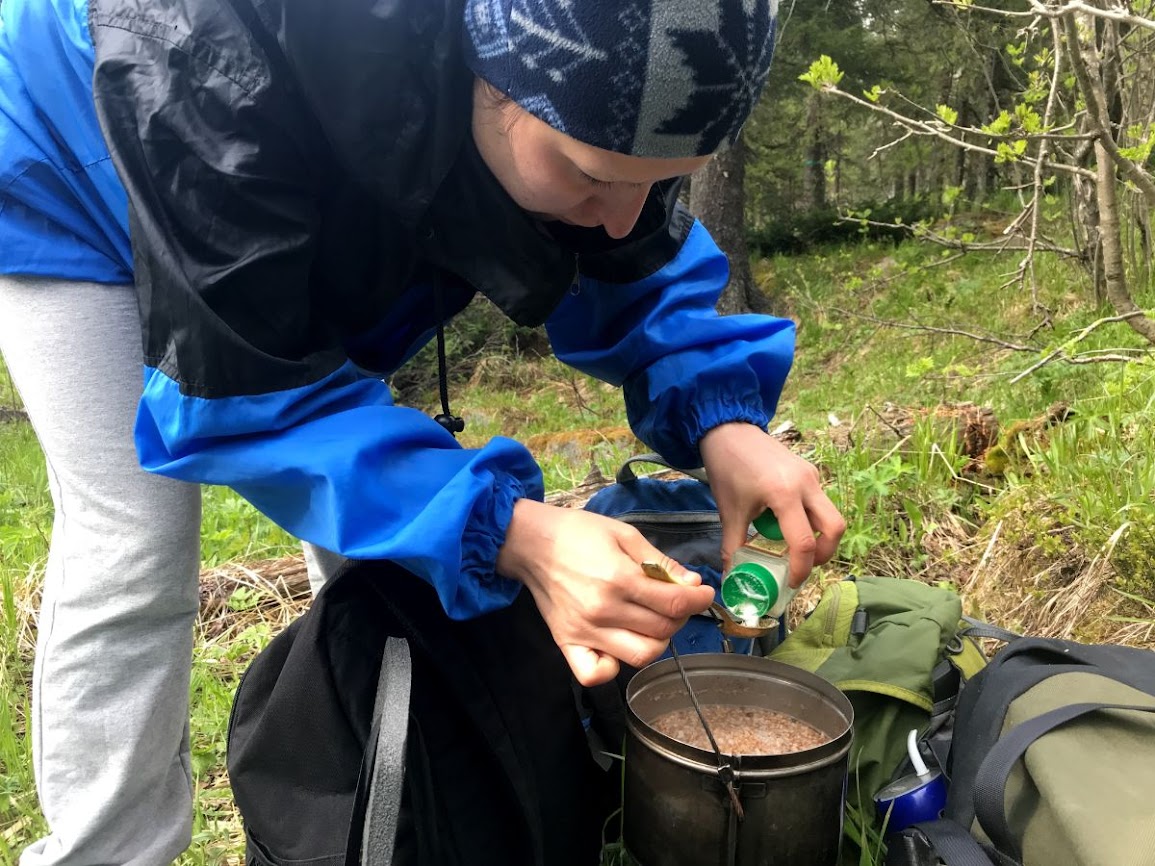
xmin=472 ymin=80 xmax=711 ymax=240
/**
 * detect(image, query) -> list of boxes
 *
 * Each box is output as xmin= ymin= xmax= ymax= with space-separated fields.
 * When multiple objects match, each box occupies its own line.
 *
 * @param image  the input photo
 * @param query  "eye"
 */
xmin=578 ymin=169 xmax=615 ymax=190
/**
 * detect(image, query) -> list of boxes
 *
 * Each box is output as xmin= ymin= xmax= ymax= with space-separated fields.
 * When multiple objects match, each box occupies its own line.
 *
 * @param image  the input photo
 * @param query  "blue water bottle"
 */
xmin=872 ymin=730 xmax=948 ymax=833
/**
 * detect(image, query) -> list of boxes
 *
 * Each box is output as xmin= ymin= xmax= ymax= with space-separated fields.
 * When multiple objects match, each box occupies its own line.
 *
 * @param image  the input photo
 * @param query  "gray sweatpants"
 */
xmin=0 ymin=275 xmax=340 ymax=865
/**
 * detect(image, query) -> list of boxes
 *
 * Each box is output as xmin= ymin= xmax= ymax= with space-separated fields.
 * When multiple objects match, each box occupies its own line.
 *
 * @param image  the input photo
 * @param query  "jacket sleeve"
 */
xmin=90 ymin=3 xmax=537 ymax=619
xmin=545 ymin=213 xmax=796 ymax=469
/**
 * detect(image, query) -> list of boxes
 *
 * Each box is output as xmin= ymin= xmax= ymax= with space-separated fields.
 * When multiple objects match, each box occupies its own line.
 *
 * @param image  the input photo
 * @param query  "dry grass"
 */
xmin=960 ymin=516 xmax=1155 ymax=648
xmin=197 ymin=555 xmax=312 ymax=639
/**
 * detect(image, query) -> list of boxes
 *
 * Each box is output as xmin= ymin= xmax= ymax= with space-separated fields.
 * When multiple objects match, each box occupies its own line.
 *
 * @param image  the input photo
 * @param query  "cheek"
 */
xmin=506 ymin=142 xmax=589 ymax=215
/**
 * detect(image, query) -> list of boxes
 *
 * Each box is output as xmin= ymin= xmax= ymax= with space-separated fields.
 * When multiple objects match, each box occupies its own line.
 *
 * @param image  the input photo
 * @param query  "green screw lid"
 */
xmin=753 ymin=509 xmax=783 ymax=541
xmin=721 ymin=561 xmax=779 ymax=619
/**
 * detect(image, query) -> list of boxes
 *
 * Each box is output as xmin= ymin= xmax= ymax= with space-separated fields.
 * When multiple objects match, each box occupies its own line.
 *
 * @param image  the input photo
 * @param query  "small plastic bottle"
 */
xmin=720 ymin=511 xmax=795 ymax=625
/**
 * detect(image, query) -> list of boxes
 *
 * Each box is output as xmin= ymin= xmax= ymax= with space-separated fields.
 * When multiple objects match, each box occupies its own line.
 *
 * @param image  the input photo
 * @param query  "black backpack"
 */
xmin=227 ymin=559 xmax=613 ymax=866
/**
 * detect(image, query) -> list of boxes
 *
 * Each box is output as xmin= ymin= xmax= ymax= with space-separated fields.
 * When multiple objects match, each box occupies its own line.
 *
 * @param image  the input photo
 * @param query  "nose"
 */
xmin=599 ymin=184 xmax=652 ymax=239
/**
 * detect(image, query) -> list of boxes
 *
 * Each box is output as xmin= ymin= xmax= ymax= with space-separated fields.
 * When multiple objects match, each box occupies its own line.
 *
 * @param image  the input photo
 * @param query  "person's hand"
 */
xmin=496 ymin=500 xmax=716 ymax=687
xmin=700 ymin=422 xmax=845 ymax=588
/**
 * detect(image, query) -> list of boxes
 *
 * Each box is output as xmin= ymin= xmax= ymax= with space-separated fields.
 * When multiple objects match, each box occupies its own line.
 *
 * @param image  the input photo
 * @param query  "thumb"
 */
xmin=617 ymin=530 xmax=700 ymax=586
xmin=562 ymin=644 xmax=621 ymax=687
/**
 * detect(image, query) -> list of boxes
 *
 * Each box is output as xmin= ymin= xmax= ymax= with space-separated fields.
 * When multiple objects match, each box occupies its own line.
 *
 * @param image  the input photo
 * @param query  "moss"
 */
xmin=1106 ymin=509 xmax=1155 ymax=599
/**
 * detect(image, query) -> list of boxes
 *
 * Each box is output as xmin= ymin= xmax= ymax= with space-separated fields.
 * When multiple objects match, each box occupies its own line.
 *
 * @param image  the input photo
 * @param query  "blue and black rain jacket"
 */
xmin=0 ymin=0 xmax=796 ymax=620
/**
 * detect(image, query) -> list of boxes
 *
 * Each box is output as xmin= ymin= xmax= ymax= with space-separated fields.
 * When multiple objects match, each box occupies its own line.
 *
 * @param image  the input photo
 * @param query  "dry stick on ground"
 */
xmin=865 ymin=404 xmax=906 ymax=439
xmin=965 ymin=520 xmax=1004 ymax=594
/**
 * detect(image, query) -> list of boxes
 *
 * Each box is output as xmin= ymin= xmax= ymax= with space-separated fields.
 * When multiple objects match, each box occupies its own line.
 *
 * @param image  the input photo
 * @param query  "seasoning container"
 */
xmin=720 ymin=510 xmax=795 ymax=626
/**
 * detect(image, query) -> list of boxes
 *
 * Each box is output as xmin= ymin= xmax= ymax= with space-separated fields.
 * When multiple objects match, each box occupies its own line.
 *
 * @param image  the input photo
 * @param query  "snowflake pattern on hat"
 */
xmin=509 ymin=0 xmax=607 ymax=83
xmin=462 ymin=0 xmax=778 ymax=157
xmin=657 ymin=0 xmax=777 ymax=146
xmin=464 ymin=0 xmax=511 ymax=59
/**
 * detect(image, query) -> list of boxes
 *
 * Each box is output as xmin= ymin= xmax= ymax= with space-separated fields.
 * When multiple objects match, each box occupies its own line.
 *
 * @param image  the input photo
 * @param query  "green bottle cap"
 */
xmin=753 ymin=509 xmax=783 ymax=541
xmin=721 ymin=562 xmax=779 ymax=619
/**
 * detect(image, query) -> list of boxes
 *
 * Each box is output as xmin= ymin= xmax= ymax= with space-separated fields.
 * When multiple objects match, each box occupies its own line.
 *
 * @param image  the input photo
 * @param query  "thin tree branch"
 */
xmin=826 ymin=306 xmax=1035 ymax=351
xmin=938 ymin=0 xmax=1155 ymax=32
xmin=842 ymin=217 xmax=1083 ymax=258
xmin=1009 ymin=311 xmax=1147 ymax=383
xmin=869 ymin=129 xmax=915 ymax=159
xmin=866 ymin=404 xmax=907 ymax=439
xmin=821 ymin=84 xmax=1097 ymax=180
xmin=1028 ymin=0 xmax=1155 ymax=33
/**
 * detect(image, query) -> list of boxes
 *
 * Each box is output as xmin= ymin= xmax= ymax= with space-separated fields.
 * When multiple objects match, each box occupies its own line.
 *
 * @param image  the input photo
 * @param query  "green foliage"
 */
xmin=1119 ymin=123 xmax=1155 ymax=164
xmin=0 ymin=421 xmax=50 ymax=862
xmin=200 ymin=487 xmax=297 ymax=568
xmin=746 ymin=199 xmax=935 ymax=256
xmin=994 ymin=139 xmax=1028 ymax=164
xmin=935 ymin=104 xmax=959 ymax=126
xmin=799 ymin=55 xmax=844 ymax=90
xmin=982 ymin=110 xmax=1013 ymax=136
xmin=744 ymin=0 xmax=977 ymax=223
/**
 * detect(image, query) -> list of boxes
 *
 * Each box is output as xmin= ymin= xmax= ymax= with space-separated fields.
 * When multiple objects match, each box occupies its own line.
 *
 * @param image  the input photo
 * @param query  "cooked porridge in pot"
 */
xmin=648 ymin=705 xmax=829 ymax=755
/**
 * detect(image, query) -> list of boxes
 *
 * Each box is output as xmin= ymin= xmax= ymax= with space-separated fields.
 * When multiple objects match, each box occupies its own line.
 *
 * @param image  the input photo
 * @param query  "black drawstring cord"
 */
xmin=432 ymin=272 xmax=465 ymax=437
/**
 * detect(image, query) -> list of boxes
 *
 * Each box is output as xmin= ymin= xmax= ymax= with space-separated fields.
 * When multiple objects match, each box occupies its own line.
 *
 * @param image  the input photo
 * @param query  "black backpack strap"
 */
xmin=958 ymin=617 xmax=1022 ymax=644
xmin=972 ymin=701 xmax=1155 ymax=861
xmin=615 ymin=452 xmax=708 ymax=484
xmin=345 ymin=637 xmax=414 ymax=866
xmin=361 ymin=638 xmax=414 ymax=865
xmin=911 ymin=819 xmax=997 ymax=865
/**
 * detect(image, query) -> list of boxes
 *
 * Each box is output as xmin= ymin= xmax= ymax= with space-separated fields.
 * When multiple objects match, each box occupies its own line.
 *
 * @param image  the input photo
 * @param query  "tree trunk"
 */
xmin=1072 ymin=135 xmax=1106 ymax=300
xmin=1095 ymin=140 xmax=1155 ymax=342
xmin=1065 ymin=9 xmax=1155 ymax=343
xmin=689 ymin=134 xmax=770 ymax=316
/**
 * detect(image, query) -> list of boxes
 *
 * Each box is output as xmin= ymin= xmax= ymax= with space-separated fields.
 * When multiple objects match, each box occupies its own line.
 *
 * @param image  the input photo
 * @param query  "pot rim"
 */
xmin=625 ymin=653 xmax=854 ymax=773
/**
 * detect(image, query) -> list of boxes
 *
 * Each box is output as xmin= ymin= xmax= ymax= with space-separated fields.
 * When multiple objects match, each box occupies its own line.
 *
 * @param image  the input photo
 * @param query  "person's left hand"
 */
xmin=700 ymin=422 xmax=845 ymax=588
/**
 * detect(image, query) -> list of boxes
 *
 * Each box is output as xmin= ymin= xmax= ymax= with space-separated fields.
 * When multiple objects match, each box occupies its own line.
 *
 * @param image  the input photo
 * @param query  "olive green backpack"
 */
xmin=890 ymin=636 xmax=1155 ymax=866
xmin=768 ymin=576 xmax=988 ymax=847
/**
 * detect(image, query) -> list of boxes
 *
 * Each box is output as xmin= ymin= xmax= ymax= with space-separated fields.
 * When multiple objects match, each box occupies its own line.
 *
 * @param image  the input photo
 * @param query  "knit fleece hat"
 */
xmin=463 ymin=0 xmax=778 ymax=159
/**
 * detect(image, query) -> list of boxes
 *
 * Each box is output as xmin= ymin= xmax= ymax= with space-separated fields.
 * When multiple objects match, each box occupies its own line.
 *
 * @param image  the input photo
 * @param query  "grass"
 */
xmin=3 ymin=224 xmax=1155 ymax=863
xmin=0 ymin=419 xmax=49 ymax=861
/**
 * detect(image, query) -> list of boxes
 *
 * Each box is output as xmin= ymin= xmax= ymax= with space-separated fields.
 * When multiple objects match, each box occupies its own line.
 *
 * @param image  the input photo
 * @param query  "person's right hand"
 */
xmin=496 ymin=499 xmax=715 ymax=687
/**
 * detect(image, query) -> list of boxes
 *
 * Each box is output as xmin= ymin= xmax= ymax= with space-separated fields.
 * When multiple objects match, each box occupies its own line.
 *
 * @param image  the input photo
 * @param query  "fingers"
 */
xmin=765 ymin=490 xmax=847 ymax=587
xmin=617 ymin=531 xmax=716 ymax=618
xmin=807 ymin=493 xmax=847 ymax=566
xmin=564 ymin=621 xmax=681 ymax=686
xmin=773 ymin=500 xmax=818 ymax=589
xmin=597 ymin=596 xmax=700 ymax=640
xmin=562 ymin=644 xmax=620 ymax=687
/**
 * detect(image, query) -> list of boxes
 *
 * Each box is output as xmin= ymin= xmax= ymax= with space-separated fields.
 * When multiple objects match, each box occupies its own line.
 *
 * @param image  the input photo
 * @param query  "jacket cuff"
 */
xmin=446 ymin=470 xmax=531 ymax=620
xmin=641 ymin=392 xmax=771 ymax=469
